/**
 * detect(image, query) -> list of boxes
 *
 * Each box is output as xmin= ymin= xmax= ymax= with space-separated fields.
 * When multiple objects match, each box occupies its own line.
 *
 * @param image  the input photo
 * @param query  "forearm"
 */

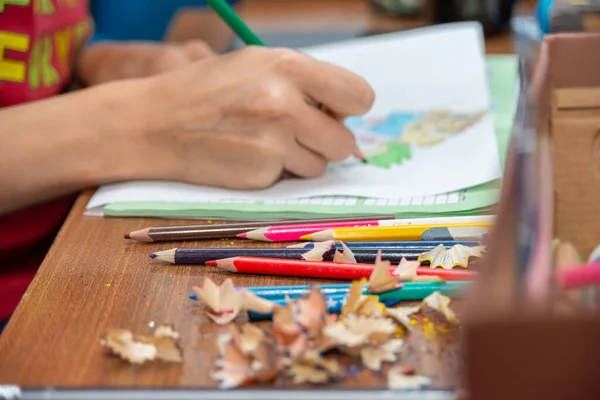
xmin=0 ymin=82 xmax=143 ymax=215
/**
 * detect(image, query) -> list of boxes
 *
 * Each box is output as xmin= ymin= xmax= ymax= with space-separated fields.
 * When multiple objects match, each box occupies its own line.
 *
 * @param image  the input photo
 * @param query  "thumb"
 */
xmin=178 ymin=40 xmax=217 ymax=61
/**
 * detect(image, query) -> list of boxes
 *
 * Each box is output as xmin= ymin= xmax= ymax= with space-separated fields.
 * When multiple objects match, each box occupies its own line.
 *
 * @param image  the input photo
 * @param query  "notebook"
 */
xmin=86 ymin=24 xmax=516 ymax=219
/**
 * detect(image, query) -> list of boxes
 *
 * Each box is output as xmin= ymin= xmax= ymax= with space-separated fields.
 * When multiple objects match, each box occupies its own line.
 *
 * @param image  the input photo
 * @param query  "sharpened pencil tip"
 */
xmin=205 ymin=260 xmax=217 ymax=267
xmin=149 ymin=253 xmax=157 ymax=259
xmin=237 ymin=232 xmax=248 ymax=239
xmin=124 ymin=233 xmax=131 ymax=239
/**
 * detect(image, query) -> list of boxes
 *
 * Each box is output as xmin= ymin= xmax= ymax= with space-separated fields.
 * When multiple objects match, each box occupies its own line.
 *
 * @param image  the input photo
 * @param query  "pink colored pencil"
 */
xmin=559 ymin=262 xmax=600 ymax=289
xmin=238 ymin=215 xmax=496 ymax=242
xmin=238 ymin=220 xmax=380 ymax=241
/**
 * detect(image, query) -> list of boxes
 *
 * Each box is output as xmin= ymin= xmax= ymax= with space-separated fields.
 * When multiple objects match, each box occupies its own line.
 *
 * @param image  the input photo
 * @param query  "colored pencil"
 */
xmin=150 ymin=247 xmax=337 ymax=264
xmin=125 ymin=215 xmax=394 ymax=242
xmin=204 ymin=0 xmax=367 ymax=162
xmin=301 ymin=223 xmax=492 ymax=242
xmin=558 ymin=262 xmax=600 ymax=289
xmin=295 ymin=240 xmax=480 ymax=250
xmin=206 ymin=257 xmax=477 ymax=281
xmin=189 ymin=281 xmax=471 ymax=301
xmin=189 ymin=281 xmax=470 ymax=319
xmin=240 ymin=215 xmax=495 ymax=242
xmin=157 ymin=245 xmax=475 ymax=265
xmin=206 ymin=0 xmax=264 ymax=45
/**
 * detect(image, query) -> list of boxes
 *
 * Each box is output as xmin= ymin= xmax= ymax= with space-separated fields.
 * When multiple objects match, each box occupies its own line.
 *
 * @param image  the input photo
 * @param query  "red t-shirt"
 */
xmin=0 ymin=0 xmax=92 ymax=319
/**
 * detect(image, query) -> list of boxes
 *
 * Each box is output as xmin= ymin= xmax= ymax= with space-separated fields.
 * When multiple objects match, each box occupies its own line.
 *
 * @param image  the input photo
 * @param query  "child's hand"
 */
xmin=76 ymin=40 xmax=215 ymax=86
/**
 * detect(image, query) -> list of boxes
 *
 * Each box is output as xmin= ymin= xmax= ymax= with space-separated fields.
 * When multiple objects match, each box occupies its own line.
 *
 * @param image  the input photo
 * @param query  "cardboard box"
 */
xmin=463 ymin=32 xmax=600 ymax=399
xmin=541 ymin=33 xmax=600 ymax=257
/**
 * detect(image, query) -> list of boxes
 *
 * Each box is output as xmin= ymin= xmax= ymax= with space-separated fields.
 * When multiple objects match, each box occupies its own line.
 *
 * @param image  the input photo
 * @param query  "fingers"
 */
xmin=178 ymin=40 xmax=216 ymax=61
xmin=291 ymin=100 xmax=359 ymax=162
xmin=283 ymin=140 xmax=328 ymax=179
xmin=272 ymin=49 xmax=375 ymax=117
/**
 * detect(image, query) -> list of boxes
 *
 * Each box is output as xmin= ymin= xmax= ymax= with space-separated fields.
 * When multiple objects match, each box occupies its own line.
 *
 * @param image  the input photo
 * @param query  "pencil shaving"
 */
xmin=302 ymin=241 xmax=335 ymax=261
xmin=418 ymin=244 xmax=485 ymax=269
xmin=324 ymin=315 xmax=396 ymax=348
xmin=360 ymin=339 xmax=405 ymax=371
xmin=192 ymin=278 xmax=276 ymax=324
xmin=192 ymin=279 xmax=243 ymax=324
xmin=195 ymin=284 xmax=459 ymax=388
xmin=341 ymin=279 xmax=386 ymax=317
xmin=101 ymin=325 xmax=183 ymax=364
xmin=388 ymin=366 xmax=432 ymax=390
xmin=286 ymin=352 xmax=343 ymax=384
xmin=295 ymin=288 xmax=328 ymax=336
xmin=392 ymin=257 xmax=421 ymax=281
xmin=333 ymin=242 xmax=357 ymax=263
xmin=385 ymin=306 xmax=421 ymax=331
xmin=212 ymin=325 xmax=279 ymax=389
xmin=368 ymin=250 xmax=403 ymax=293
xmin=421 ymin=291 xmax=456 ymax=323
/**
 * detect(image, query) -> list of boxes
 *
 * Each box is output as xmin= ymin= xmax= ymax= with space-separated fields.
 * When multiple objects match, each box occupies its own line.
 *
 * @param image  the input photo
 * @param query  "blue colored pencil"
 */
xmin=189 ymin=281 xmax=470 ymax=304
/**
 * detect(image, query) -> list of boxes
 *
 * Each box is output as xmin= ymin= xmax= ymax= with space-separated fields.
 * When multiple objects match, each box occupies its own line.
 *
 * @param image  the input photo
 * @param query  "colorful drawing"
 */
xmin=347 ymin=110 xmax=487 ymax=169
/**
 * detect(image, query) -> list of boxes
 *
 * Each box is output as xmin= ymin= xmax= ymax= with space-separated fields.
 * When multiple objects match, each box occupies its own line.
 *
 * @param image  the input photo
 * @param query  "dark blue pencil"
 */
xmin=151 ymin=246 xmax=337 ymax=264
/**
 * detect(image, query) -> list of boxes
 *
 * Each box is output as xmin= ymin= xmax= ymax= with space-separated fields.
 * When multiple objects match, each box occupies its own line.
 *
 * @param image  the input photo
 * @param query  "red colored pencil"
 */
xmin=205 ymin=257 xmax=477 ymax=281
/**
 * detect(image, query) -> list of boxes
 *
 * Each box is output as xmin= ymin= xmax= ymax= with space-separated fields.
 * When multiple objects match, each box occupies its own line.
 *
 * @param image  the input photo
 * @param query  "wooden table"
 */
xmin=0 ymin=0 xmax=523 ymax=394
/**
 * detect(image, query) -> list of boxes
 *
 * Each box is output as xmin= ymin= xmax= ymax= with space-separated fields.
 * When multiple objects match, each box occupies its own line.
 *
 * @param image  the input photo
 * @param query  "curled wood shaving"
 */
xmin=385 ymin=306 xmax=421 ymax=331
xmin=341 ymin=280 xmax=386 ymax=317
xmin=192 ymin=278 xmax=276 ymax=324
xmin=192 ymin=279 xmax=243 ymax=324
xmin=295 ymin=288 xmax=327 ymax=336
xmin=421 ymin=291 xmax=456 ymax=323
xmin=212 ymin=325 xmax=279 ymax=389
xmin=212 ymin=341 xmax=252 ymax=388
xmin=360 ymin=339 xmax=405 ymax=371
xmin=286 ymin=352 xmax=343 ymax=384
xmin=418 ymin=244 xmax=485 ymax=269
xmin=388 ymin=366 xmax=432 ymax=390
xmin=368 ymin=251 xmax=403 ymax=293
xmin=302 ymin=241 xmax=335 ymax=261
xmin=324 ymin=315 xmax=396 ymax=348
xmin=333 ymin=242 xmax=357 ymax=263
xmin=101 ymin=325 xmax=183 ymax=364
xmin=391 ymin=257 xmax=421 ymax=281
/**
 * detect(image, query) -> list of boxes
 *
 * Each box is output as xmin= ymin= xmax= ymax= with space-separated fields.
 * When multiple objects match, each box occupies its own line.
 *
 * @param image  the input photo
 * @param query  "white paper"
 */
xmin=86 ymin=22 xmax=501 ymax=210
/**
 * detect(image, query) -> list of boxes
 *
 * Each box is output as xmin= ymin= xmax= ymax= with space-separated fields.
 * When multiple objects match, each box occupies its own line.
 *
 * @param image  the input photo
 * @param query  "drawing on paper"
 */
xmin=346 ymin=110 xmax=487 ymax=169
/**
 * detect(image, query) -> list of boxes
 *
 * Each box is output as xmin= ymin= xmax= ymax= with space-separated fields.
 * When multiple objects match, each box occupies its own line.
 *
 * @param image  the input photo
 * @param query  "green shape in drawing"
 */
xmin=366 ymin=142 xmax=412 ymax=169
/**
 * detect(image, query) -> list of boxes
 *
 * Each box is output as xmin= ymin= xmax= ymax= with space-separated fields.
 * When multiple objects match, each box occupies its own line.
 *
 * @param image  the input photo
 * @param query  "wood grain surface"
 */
xmin=0 ymin=0 xmax=525 ymax=387
xmin=0 ymin=191 xmax=463 ymax=388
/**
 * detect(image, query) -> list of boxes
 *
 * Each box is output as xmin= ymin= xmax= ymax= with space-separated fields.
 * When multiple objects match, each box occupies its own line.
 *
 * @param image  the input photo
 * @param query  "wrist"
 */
xmin=61 ymin=80 xmax=150 ymax=187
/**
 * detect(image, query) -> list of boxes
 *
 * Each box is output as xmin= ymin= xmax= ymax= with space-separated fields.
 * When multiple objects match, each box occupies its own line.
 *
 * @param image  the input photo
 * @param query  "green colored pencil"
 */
xmin=205 ymin=0 xmax=366 ymax=161
xmin=206 ymin=0 xmax=264 ymax=46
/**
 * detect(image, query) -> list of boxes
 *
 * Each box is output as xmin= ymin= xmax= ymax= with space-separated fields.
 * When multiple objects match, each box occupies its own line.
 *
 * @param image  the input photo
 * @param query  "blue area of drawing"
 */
xmin=344 ymin=116 xmax=364 ymax=130
xmin=368 ymin=112 xmax=423 ymax=137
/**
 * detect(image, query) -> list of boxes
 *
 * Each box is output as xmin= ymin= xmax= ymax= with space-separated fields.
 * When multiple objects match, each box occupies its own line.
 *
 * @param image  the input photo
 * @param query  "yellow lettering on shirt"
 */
xmin=0 ymin=31 xmax=29 ymax=83
xmin=34 ymin=0 xmax=54 ymax=15
xmin=73 ymin=17 xmax=90 ymax=45
xmin=28 ymin=35 xmax=59 ymax=89
xmin=0 ymin=0 xmax=30 ymax=13
xmin=53 ymin=28 xmax=72 ymax=71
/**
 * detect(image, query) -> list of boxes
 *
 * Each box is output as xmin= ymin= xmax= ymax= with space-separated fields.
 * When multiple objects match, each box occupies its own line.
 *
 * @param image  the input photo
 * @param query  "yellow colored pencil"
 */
xmin=300 ymin=222 xmax=493 ymax=242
